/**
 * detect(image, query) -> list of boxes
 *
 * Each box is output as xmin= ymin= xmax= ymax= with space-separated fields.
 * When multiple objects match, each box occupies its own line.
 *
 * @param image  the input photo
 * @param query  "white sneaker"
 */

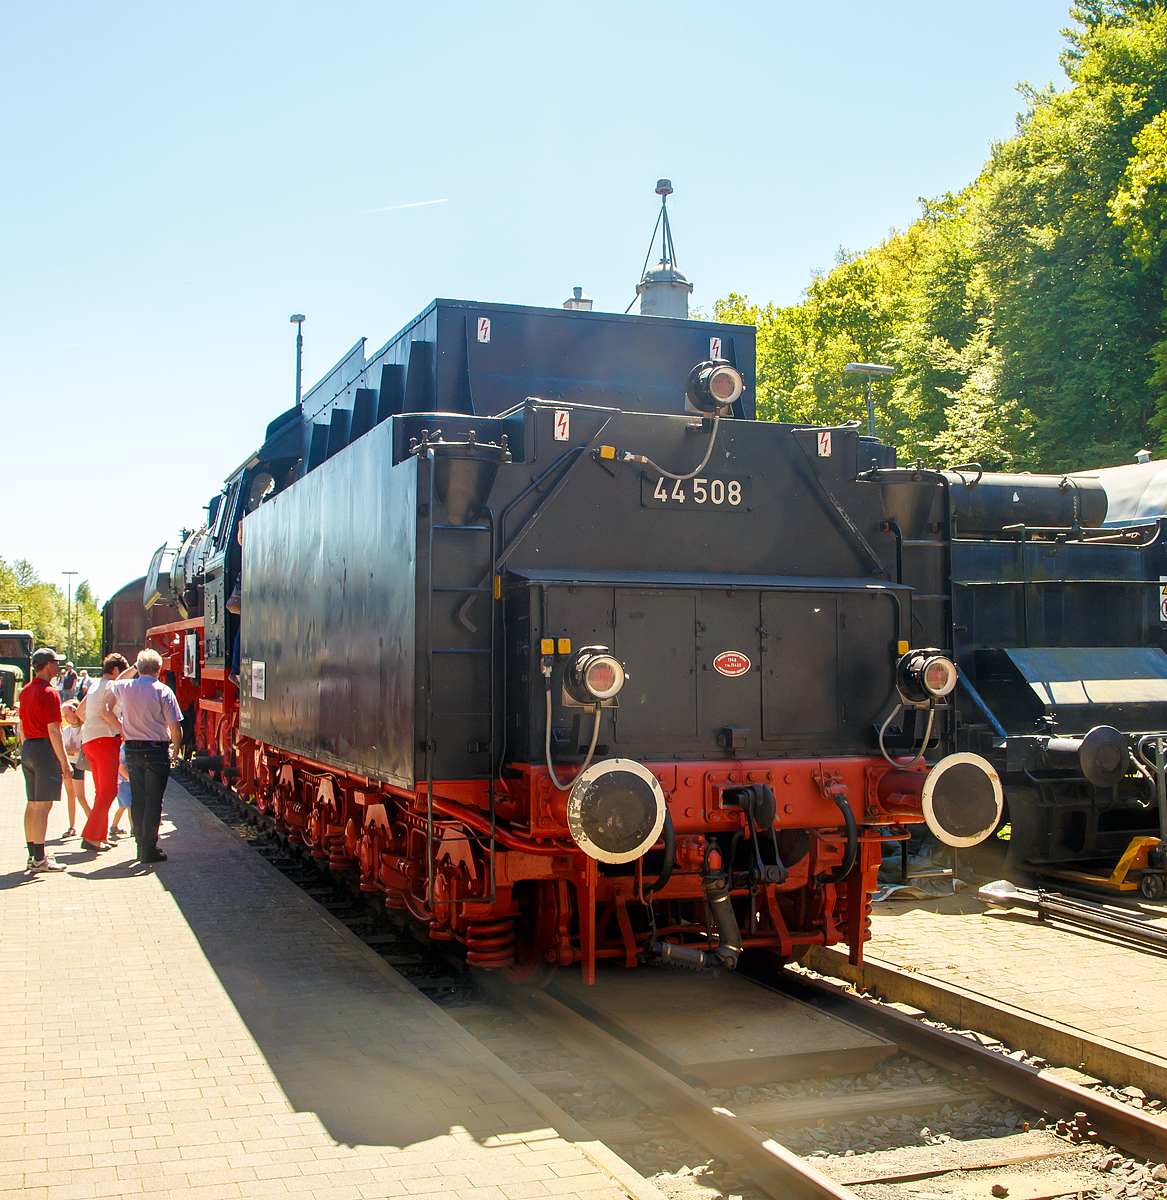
xmin=25 ymin=855 xmax=35 ymax=872
xmin=30 ymin=857 xmax=66 ymax=873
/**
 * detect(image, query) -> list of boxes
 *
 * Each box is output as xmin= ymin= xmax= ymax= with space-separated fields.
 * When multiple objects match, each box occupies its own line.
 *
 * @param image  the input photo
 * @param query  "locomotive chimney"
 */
xmin=635 ymin=179 xmax=693 ymax=320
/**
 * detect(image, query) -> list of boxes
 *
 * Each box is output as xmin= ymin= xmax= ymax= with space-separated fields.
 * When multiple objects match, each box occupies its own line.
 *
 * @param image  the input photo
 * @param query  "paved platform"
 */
xmin=808 ymin=887 xmax=1167 ymax=1090
xmin=0 ymin=768 xmax=654 ymax=1200
xmin=866 ymin=890 xmax=1167 ymax=1061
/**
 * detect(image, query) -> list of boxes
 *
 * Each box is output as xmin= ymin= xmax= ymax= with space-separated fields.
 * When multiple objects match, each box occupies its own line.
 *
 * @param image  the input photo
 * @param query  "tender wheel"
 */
xmin=503 ymin=880 xmax=560 ymax=988
xmin=1140 ymin=873 xmax=1164 ymax=900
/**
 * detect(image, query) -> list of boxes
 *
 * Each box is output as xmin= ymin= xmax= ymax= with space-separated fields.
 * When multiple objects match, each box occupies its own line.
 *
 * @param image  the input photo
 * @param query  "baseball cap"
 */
xmin=32 ymin=648 xmax=61 ymax=669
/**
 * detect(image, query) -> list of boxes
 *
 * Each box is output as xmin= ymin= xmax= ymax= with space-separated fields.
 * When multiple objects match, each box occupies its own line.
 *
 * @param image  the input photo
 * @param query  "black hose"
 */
xmin=813 ymin=790 xmax=858 ymax=886
xmin=644 ymin=810 xmax=675 ymax=896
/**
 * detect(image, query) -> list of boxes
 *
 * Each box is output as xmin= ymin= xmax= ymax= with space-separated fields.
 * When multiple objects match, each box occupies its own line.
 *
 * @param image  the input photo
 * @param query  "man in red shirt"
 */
xmin=18 ymin=648 xmax=73 ymax=873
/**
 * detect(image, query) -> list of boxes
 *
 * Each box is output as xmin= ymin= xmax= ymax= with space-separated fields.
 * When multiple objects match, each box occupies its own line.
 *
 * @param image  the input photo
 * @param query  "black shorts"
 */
xmin=22 ymin=739 xmax=63 ymax=804
xmin=71 ymin=764 xmax=85 ymax=781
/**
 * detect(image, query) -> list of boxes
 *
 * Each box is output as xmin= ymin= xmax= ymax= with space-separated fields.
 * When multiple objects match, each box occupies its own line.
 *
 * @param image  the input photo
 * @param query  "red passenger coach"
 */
xmin=131 ymin=298 xmax=1001 ymax=985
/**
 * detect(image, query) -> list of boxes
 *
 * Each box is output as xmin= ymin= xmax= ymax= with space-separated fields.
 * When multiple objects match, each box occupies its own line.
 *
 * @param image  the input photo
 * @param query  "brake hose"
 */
xmin=617 ymin=415 xmax=721 ymax=481
xmin=878 ymin=701 xmax=935 ymax=768
xmin=813 ymin=790 xmax=858 ymax=886
xmin=544 ymin=683 xmax=601 ymax=791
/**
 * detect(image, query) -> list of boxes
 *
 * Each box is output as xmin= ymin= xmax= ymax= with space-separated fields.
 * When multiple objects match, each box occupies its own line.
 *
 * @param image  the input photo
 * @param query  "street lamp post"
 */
xmin=844 ymin=362 xmax=896 ymax=438
xmin=62 ymin=571 xmax=77 ymax=662
xmin=290 ymin=314 xmax=306 ymax=406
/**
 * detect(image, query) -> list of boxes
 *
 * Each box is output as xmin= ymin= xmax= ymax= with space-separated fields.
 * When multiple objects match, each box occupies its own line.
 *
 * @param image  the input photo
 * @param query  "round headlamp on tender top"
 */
xmin=567 ymin=758 xmax=668 ymax=864
xmin=896 ymin=647 xmax=957 ymax=705
xmin=921 ymin=656 xmax=957 ymax=698
xmin=565 ymin=645 xmax=625 ymax=704
xmin=686 ymin=359 xmax=744 ymax=414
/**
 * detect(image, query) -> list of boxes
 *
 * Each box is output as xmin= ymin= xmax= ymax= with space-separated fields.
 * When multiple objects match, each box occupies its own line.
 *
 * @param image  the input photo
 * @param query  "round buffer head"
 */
xmin=1078 ymin=725 xmax=1128 ymax=788
xmin=921 ymin=753 xmax=1004 ymax=848
xmin=567 ymin=758 xmax=667 ymax=864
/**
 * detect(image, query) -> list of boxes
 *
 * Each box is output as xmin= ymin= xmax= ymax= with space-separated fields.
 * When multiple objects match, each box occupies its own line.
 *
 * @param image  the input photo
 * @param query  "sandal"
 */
xmin=62 ymin=827 xmax=76 ymax=837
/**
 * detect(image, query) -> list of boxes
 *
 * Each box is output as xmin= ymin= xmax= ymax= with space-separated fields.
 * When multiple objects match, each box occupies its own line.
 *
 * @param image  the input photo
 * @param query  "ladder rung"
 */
xmin=433 ymin=586 xmax=492 ymax=593
xmin=434 ymin=524 xmax=491 ymax=531
xmin=433 ymin=648 xmax=491 ymax=654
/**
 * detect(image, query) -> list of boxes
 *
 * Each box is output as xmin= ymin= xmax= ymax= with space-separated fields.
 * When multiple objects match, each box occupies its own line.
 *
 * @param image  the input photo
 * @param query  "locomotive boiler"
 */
xmin=138 ymin=297 xmax=1007 ymax=982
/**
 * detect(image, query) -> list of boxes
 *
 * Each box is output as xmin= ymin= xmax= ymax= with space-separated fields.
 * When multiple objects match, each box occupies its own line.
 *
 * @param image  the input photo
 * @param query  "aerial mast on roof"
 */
xmin=632 ymin=179 xmax=693 ymax=320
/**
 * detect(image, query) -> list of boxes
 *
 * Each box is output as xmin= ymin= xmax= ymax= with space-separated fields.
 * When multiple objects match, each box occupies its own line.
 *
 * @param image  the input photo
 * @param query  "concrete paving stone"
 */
xmin=253 ymin=1162 xmax=309 ymax=1181
xmin=549 ymin=1160 xmax=606 ymax=1180
xmin=237 ymin=1179 xmax=292 ymax=1197
xmin=23 ymin=1170 xmax=77 ymax=1187
xmin=170 ymin=1183 xmax=245 ymax=1200
xmin=355 ymin=1183 xmax=409 ymax=1199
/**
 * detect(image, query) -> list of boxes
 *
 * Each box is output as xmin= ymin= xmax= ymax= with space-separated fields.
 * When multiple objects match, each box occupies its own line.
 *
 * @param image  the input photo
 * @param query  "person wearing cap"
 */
xmin=104 ymin=649 xmax=182 ymax=864
xmin=17 ymin=648 xmax=75 ymax=873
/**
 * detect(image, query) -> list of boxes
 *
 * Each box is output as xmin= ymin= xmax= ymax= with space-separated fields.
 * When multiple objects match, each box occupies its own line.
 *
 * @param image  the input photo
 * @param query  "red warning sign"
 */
xmin=713 ymin=651 xmax=751 ymax=677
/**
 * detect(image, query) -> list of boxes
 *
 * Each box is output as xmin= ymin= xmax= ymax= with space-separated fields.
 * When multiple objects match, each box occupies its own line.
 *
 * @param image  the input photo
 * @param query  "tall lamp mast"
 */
xmin=290 ymin=314 xmax=306 ymax=406
xmin=62 ymin=571 xmax=77 ymax=662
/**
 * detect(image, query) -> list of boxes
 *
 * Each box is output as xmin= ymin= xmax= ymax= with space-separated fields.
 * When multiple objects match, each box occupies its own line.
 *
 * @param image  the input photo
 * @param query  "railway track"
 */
xmin=177 ymin=767 xmax=1167 ymax=1200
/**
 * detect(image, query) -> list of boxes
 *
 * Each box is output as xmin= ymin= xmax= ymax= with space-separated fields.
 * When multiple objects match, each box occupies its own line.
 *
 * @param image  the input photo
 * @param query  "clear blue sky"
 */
xmin=3 ymin=0 xmax=1072 ymax=606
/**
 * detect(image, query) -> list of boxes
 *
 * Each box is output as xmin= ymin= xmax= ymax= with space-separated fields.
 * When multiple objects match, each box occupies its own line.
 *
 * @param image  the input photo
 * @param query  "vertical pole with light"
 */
xmin=843 ymin=362 xmax=896 ymax=438
xmin=290 ymin=314 xmax=305 ymax=406
xmin=62 ymin=571 xmax=77 ymax=662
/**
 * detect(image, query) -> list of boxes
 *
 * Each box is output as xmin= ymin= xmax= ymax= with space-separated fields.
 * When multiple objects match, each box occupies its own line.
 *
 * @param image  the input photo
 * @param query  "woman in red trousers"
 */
xmin=77 ymin=654 xmax=129 ymax=850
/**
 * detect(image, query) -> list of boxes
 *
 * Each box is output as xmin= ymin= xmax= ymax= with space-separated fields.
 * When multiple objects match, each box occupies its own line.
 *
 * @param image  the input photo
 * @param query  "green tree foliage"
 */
xmin=720 ymin=1 xmax=1167 ymax=472
xmin=0 ymin=558 xmax=103 ymax=665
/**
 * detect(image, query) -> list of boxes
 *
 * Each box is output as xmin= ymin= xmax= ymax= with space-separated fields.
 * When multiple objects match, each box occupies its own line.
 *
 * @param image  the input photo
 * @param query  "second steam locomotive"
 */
xmin=129 ymin=291 xmax=1166 ymax=982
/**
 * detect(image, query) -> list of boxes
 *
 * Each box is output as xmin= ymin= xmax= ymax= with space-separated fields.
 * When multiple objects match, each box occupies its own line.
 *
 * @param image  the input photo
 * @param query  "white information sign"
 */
xmin=251 ymin=660 xmax=266 ymax=700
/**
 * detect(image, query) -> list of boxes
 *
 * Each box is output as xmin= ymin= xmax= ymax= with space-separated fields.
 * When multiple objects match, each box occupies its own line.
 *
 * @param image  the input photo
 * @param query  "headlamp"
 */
xmin=565 ymin=645 xmax=625 ymax=705
xmin=686 ymin=359 xmax=744 ymax=414
xmin=897 ymin=648 xmax=957 ymax=705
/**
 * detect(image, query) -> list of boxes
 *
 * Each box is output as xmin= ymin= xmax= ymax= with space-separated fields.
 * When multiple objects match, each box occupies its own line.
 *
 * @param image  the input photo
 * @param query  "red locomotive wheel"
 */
xmin=218 ymin=715 xmax=236 ymax=769
xmin=503 ymin=880 xmax=560 ymax=988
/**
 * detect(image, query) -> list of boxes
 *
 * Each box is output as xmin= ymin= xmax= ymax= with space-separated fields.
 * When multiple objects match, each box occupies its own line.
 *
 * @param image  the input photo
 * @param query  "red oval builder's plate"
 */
xmin=713 ymin=651 xmax=751 ymax=677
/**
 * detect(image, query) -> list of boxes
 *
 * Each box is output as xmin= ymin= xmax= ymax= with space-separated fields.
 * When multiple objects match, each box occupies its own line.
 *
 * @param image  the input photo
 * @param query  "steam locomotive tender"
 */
xmin=142 ymin=299 xmax=1005 ymax=982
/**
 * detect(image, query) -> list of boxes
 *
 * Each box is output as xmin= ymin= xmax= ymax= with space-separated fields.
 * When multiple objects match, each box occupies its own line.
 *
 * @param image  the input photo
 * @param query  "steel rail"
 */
xmin=784 ymin=971 xmax=1167 ymax=1164
xmin=495 ymin=980 xmax=859 ymax=1200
